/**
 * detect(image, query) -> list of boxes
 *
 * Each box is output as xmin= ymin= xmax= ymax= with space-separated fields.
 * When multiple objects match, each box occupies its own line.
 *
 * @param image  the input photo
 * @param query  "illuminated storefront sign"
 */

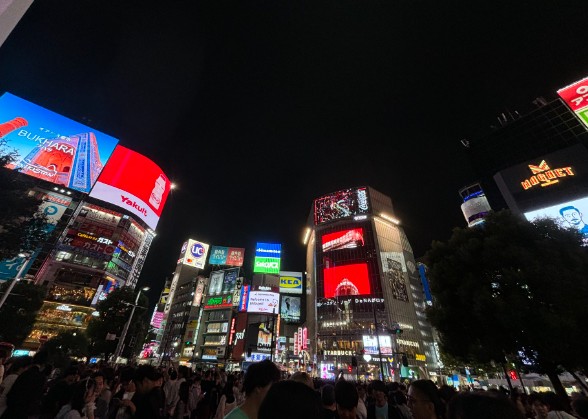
xmin=520 ymin=160 xmax=574 ymax=190
xmin=415 ymin=354 xmax=427 ymax=362
xmin=323 ymin=350 xmax=355 ymax=356
xmin=279 ymin=271 xmax=303 ymax=294
xmin=253 ymin=242 xmax=281 ymax=274
xmin=182 ymin=239 xmax=210 ymax=269
xmin=209 ymin=246 xmax=245 ymax=266
xmin=203 ymin=294 xmax=234 ymax=309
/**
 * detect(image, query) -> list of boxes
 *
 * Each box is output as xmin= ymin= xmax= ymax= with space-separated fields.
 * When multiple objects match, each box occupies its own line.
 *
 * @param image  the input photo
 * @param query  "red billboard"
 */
xmin=322 ymin=228 xmax=364 ymax=252
xmin=323 ymin=263 xmax=370 ymax=298
xmin=89 ymin=146 xmax=170 ymax=229
xmin=558 ymin=76 xmax=588 ymax=112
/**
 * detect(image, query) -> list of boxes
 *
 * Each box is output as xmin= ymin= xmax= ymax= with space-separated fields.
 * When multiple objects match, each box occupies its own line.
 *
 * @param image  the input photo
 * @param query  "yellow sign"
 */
xmin=415 ymin=353 xmax=426 ymax=362
xmin=521 ymin=160 xmax=574 ymax=190
xmin=280 ymin=276 xmax=301 ymax=288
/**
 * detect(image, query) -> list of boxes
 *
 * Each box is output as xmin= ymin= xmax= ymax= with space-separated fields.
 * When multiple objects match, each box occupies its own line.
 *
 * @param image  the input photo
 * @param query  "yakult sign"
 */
xmin=89 ymin=146 xmax=170 ymax=229
xmin=183 ymin=239 xmax=210 ymax=269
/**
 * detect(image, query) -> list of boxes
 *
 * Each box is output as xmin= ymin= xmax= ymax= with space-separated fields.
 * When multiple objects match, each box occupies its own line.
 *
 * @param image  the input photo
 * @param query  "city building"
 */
xmin=304 ymin=186 xmax=439 ymax=381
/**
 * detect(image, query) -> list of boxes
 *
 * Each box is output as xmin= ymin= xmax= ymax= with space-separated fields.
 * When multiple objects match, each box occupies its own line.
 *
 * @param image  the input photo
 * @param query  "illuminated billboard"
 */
xmin=323 ymin=263 xmax=370 ymax=298
xmin=362 ymin=335 xmax=393 ymax=355
xmin=240 ymin=285 xmax=279 ymax=314
xmin=321 ymin=228 xmax=364 ymax=252
xmin=280 ymin=295 xmax=301 ymax=323
xmin=558 ymin=76 xmax=588 ymax=127
xmin=314 ymin=187 xmax=369 ymax=225
xmin=524 ymin=196 xmax=588 ymax=238
xmin=89 ymin=145 xmax=170 ymax=229
xmin=253 ymin=242 xmax=281 ymax=274
xmin=208 ymin=246 xmax=245 ymax=266
xmin=0 ymin=93 xmax=118 ymax=192
xmin=182 ymin=239 xmax=210 ymax=269
xmin=279 ymin=271 xmax=303 ymax=294
xmin=209 ymin=271 xmax=224 ymax=295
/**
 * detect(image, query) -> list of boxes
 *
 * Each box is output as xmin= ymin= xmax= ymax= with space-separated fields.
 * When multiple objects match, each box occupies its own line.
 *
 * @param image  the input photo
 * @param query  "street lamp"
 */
xmin=112 ymin=286 xmax=150 ymax=363
xmin=0 ymin=253 xmax=30 ymax=310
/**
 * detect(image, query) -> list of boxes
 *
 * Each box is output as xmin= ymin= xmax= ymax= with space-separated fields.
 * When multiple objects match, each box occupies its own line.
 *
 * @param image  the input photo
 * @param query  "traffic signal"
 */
xmin=392 ymin=328 xmax=403 ymax=335
xmin=509 ymin=370 xmax=518 ymax=380
xmin=185 ymin=341 xmax=192 ymax=346
xmin=347 ymin=365 xmax=352 ymax=373
xmin=351 ymin=356 xmax=358 ymax=367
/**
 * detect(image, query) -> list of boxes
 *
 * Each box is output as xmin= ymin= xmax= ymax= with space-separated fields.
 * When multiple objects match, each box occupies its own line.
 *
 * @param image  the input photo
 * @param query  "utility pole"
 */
xmin=372 ymin=304 xmax=385 ymax=381
xmin=112 ymin=286 xmax=149 ymax=363
xmin=0 ymin=254 xmax=30 ymax=310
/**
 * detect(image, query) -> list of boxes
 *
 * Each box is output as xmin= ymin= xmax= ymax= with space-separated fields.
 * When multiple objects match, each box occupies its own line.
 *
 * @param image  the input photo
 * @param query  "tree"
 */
xmin=43 ymin=331 xmax=89 ymax=369
xmin=0 ymin=281 xmax=45 ymax=346
xmin=425 ymin=210 xmax=588 ymax=400
xmin=86 ymin=287 xmax=149 ymax=360
xmin=0 ymin=139 xmax=49 ymax=260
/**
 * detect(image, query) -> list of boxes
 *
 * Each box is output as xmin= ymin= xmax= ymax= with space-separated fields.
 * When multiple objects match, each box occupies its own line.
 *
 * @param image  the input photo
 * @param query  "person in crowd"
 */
xmin=533 ymin=391 xmax=574 ymax=419
xmin=214 ymin=375 xmax=237 ymax=419
xmin=572 ymin=396 xmax=588 ymax=419
xmin=0 ymin=356 xmax=32 ymax=417
xmin=2 ymin=350 xmax=50 ymax=419
xmin=529 ymin=393 xmax=548 ymax=419
xmin=446 ymin=391 xmax=524 ymax=419
xmin=92 ymin=371 xmax=112 ymax=419
xmin=164 ymin=369 xmax=182 ymax=418
xmin=127 ymin=365 xmax=165 ymax=418
xmin=438 ymin=385 xmax=457 ymax=410
xmin=367 ymin=380 xmax=402 ymax=419
xmin=389 ymin=387 xmax=411 ymax=419
xmin=406 ymin=380 xmax=444 ymax=419
xmin=172 ymin=381 xmax=191 ymax=419
xmin=187 ymin=375 xmax=202 ymax=415
xmin=356 ymin=384 xmax=368 ymax=419
xmin=290 ymin=371 xmax=314 ymax=389
xmin=55 ymin=377 xmax=98 ymax=419
xmin=320 ymin=384 xmax=337 ymax=419
xmin=0 ymin=350 xmax=8 ymax=385
xmin=232 ymin=375 xmax=244 ymax=405
xmin=224 ymin=360 xmax=280 ymax=419
xmin=335 ymin=379 xmax=359 ymax=419
xmin=258 ymin=380 xmax=321 ymax=419
xmin=107 ymin=367 xmax=136 ymax=419
xmin=41 ymin=365 xmax=80 ymax=418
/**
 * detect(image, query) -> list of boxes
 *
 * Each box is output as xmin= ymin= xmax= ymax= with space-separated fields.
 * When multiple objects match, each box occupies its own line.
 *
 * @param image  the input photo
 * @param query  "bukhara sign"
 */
xmin=521 ymin=160 xmax=574 ymax=190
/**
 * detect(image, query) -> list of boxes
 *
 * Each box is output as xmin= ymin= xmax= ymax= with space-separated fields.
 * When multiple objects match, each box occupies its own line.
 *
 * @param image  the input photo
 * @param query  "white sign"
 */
xmin=183 ymin=239 xmax=210 ymax=269
xmin=246 ymin=290 xmax=280 ymax=314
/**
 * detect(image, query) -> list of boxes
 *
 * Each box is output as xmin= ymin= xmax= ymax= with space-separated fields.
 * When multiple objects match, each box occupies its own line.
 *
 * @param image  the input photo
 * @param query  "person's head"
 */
xmin=70 ymin=378 xmax=96 ymax=413
xmin=560 ymin=206 xmax=584 ymax=227
xmin=242 ymin=360 xmax=280 ymax=403
xmin=529 ymin=393 xmax=549 ymax=419
xmin=540 ymin=391 xmax=567 ymax=412
xmin=371 ymin=380 xmax=387 ymax=406
xmin=6 ymin=356 xmax=32 ymax=375
xmin=446 ymin=391 xmax=524 ymax=419
xmin=0 ymin=349 xmax=7 ymax=362
xmin=572 ymin=396 xmax=588 ymax=419
xmin=63 ymin=365 xmax=80 ymax=384
xmin=32 ymin=350 xmax=48 ymax=366
xmin=335 ymin=379 xmax=359 ymax=419
xmin=357 ymin=384 xmax=366 ymax=400
xmin=91 ymin=371 xmax=105 ymax=395
xmin=290 ymin=371 xmax=314 ymax=389
xmin=407 ymin=380 xmax=444 ymax=419
xmin=439 ymin=384 xmax=458 ymax=405
xmin=133 ymin=365 xmax=162 ymax=394
xmin=259 ymin=380 xmax=321 ymax=419
xmin=321 ymin=384 xmax=336 ymax=408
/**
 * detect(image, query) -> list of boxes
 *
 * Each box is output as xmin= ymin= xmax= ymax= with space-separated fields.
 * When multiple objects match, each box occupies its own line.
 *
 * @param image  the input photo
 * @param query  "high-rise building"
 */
xmin=305 ymin=186 xmax=439 ymax=381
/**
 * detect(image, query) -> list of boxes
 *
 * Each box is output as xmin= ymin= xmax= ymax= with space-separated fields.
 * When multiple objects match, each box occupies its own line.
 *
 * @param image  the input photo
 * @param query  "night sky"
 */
xmin=2 ymin=0 xmax=588 ymax=303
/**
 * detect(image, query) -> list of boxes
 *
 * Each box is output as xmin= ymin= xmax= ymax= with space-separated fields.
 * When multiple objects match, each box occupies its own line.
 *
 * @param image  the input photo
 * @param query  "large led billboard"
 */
xmin=240 ymin=285 xmax=279 ymax=314
xmin=89 ymin=145 xmax=170 ymax=229
xmin=208 ymin=246 xmax=245 ymax=266
xmin=280 ymin=295 xmax=301 ymax=323
xmin=321 ymin=228 xmax=364 ymax=252
xmin=323 ymin=263 xmax=370 ymax=298
xmin=558 ymin=76 xmax=588 ymax=127
xmin=182 ymin=239 xmax=210 ymax=269
xmin=0 ymin=93 xmax=118 ymax=192
xmin=362 ymin=335 xmax=393 ymax=355
xmin=253 ymin=242 xmax=281 ymax=274
xmin=314 ymin=187 xmax=369 ymax=225
xmin=524 ymin=196 xmax=588 ymax=238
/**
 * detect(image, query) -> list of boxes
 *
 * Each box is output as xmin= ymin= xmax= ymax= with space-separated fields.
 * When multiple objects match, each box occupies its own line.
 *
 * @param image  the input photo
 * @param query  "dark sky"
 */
xmin=2 ymin=0 xmax=588 ymax=302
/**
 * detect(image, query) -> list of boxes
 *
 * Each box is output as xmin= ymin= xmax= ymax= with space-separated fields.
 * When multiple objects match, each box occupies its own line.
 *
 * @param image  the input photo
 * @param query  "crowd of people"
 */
xmin=0 ymin=351 xmax=586 ymax=419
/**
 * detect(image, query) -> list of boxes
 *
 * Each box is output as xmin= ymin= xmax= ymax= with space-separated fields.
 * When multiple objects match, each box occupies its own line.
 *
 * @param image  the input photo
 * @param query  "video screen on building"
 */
xmin=280 ymin=295 xmax=301 ymax=323
xmin=321 ymin=228 xmax=364 ymax=252
xmin=0 ymin=93 xmax=119 ymax=192
xmin=323 ymin=263 xmax=370 ymax=298
xmin=314 ymin=187 xmax=369 ymax=225
xmin=253 ymin=242 xmax=281 ymax=274
xmin=558 ymin=76 xmax=588 ymax=127
xmin=89 ymin=146 xmax=171 ymax=230
xmin=362 ymin=335 xmax=393 ymax=355
xmin=524 ymin=196 xmax=588 ymax=239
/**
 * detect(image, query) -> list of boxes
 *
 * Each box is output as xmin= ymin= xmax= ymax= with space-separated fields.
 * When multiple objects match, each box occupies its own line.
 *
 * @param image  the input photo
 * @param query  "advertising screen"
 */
xmin=323 ymin=263 xmax=370 ymax=298
xmin=209 ymin=246 xmax=245 ymax=266
xmin=89 ymin=145 xmax=170 ymax=229
xmin=0 ymin=93 xmax=118 ymax=192
xmin=182 ymin=239 xmax=210 ymax=269
xmin=524 ymin=196 xmax=588 ymax=239
xmin=208 ymin=271 xmax=224 ymax=295
xmin=558 ymin=76 xmax=588 ymax=127
xmin=243 ymin=286 xmax=280 ymax=314
xmin=314 ymin=187 xmax=369 ymax=225
xmin=321 ymin=228 xmax=364 ymax=252
xmin=279 ymin=271 xmax=303 ymax=294
xmin=363 ymin=335 xmax=393 ymax=355
xmin=280 ymin=295 xmax=301 ymax=323
xmin=203 ymin=294 xmax=234 ymax=309
xmin=253 ymin=242 xmax=281 ymax=274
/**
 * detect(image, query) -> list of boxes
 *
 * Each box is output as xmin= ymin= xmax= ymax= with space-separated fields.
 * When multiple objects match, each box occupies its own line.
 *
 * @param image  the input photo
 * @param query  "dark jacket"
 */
xmin=366 ymin=402 xmax=403 ymax=419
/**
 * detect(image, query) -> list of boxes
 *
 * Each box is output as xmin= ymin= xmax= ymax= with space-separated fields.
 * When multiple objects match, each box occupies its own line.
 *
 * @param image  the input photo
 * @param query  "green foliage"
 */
xmin=43 ymin=331 xmax=89 ymax=369
xmin=425 ymin=210 xmax=588 ymax=375
xmin=0 ymin=139 xmax=49 ymax=260
xmin=0 ymin=281 xmax=45 ymax=346
xmin=86 ymin=287 xmax=149 ymax=359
